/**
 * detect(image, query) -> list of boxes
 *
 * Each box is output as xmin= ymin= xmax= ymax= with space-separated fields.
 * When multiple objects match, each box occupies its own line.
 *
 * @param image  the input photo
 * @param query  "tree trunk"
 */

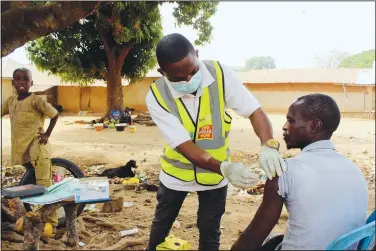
xmin=95 ymin=17 xmax=131 ymax=117
xmin=104 ymin=48 xmax=131 ymax=117
xmin=106 ymin=66 xmax=124 ymax=116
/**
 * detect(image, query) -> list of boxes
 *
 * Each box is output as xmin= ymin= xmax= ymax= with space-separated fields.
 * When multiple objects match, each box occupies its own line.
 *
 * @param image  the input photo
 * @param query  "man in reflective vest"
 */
xmin=146 ymin=33 xmax=287 ymax=251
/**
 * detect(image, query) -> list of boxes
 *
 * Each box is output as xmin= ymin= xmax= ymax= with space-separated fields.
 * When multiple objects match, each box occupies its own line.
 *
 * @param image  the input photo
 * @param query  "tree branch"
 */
xmin=1 ymin=1 xmax=112 ymax=57
xmin=117 ymin=47 xmax=132 ymax=67
xmin=95 ymin=16 xmax=116 ymax=57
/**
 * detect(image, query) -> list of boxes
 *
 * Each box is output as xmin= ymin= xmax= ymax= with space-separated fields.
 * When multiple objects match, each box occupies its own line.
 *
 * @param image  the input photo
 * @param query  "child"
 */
xmin=1 ymin=68 xmax=59 ymax=229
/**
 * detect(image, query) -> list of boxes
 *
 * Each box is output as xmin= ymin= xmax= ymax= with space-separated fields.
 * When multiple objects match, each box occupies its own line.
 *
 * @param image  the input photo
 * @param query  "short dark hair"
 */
xmin=156 ymin=33 xmax=196 ymax=68
xmin=13 ymin=67 xmax=32 ymax=79
xmin=296 ymin=93 xmax=341 ymax=133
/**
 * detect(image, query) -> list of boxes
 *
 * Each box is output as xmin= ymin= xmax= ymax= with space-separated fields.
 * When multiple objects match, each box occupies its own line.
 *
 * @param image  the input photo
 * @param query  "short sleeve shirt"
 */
xmin=277 ymin=140 xmax=368 ymax=250
xmin=145 ymin=60 xmax=261 ymax=192
xmin=2 ymin=94 xmax=58 ymax=165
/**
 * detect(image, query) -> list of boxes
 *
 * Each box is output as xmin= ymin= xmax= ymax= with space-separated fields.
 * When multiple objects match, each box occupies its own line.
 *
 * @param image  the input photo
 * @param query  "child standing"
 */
xmin=2 ymin=68 xmax=59 ymax=228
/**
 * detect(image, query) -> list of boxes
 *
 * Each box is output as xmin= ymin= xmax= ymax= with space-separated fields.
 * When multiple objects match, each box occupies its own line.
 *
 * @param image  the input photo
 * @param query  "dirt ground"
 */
xmin=1 ymin=112 xmax=375 ymax=250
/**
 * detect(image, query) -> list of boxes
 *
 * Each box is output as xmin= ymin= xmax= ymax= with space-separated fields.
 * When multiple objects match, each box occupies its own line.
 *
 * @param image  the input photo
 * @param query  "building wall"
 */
xmin=57 ymin=86 xmax=81 ymax=112
xmin=56 ymin=81 xmax=375 ymax=118
xmin=56 ymin=77 xmax=158 ymax=114
xmin=245 ymin=83 xmax=374 ymax=116
xmin=1 ymin=79 xmax=15 ymax=103
xmin=89 ymin=87 xmax=107 ymax=113
xmin=123 ymin=78 xmax=158 ymax=111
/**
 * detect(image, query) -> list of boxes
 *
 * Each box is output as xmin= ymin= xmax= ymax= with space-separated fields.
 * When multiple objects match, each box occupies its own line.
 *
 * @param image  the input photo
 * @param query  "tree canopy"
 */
xmin=339 ymin=49 xmax=375 ymax=68
xmin=244 ymin=56 xmax=276 ymax=70
xmin=1 ymin=1 xmax=110 ymax=57
xmin=27 ymin=2 xmax=219 ymax=114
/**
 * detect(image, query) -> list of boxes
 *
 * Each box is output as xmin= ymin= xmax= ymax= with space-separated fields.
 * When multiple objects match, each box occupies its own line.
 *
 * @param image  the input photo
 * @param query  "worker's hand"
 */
xmin=259 ymin=146 xmax=287 ymax=180
xmin=220 ymin=161 xmax=259 ymax=189
xmin=36 ymin=133 xmax=50 ymax=145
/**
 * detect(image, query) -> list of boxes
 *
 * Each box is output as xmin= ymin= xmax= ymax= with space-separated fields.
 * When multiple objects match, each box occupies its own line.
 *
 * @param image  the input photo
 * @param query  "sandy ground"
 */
xmin=1 ymin=112 xmax=375 ymax=250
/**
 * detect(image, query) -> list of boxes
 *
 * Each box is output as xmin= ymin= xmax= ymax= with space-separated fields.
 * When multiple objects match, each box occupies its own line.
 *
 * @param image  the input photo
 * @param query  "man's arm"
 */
xmin=176 ymin=141 xmax=222 ymax=174
xmin=37 ymin=113 xmax=58 ymax=144
xmin=34 ymin=97 xmax=59 ymax=144
xmin=231 ymin=178 xmax=284 ymax=251
xmin=146 ymin=91 xmax=258 ymax=189
xmin=221 ymin=64 xmax=286 ymax=179
xmin=249 ymin=107 xmax=273 ymax=145
xmin=146 ymin=91 xmax=223 ymax=173
xmin=45 ymin=113 xmax=59 ymax=136
xmin=221 ymin=63 xmax=273 ymax=144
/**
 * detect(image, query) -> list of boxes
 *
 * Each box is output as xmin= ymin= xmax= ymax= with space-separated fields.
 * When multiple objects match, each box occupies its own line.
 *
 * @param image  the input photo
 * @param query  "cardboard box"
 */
xmin=71 ymin=177 xmax=110 ymax=203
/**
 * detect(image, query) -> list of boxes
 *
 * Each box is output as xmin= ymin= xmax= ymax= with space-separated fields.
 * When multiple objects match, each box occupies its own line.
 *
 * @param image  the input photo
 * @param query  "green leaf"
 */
xmin=339 ymin=49 xmax=375 ymax=68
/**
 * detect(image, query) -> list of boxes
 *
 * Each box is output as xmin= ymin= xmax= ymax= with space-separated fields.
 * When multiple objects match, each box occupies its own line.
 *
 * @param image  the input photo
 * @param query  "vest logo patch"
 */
xmin=198 ymin=125 xmax=213 ymax=140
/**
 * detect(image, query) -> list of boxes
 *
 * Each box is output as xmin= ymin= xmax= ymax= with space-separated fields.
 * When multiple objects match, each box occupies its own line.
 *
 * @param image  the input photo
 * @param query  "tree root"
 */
xmin=82 ymin=216 xmax=127 ymax=231
xmin=88 ymin=232 xmax=110 ymax=245
xmin=2 ymin=204 xmax=18 ymax=222
xmin=1 ymin=231 xmax=24 ymax=243
xmin=8 ymin=198 xmax=26 ymax=218
xmin=105 ymin=238 xmax=147 ymax=250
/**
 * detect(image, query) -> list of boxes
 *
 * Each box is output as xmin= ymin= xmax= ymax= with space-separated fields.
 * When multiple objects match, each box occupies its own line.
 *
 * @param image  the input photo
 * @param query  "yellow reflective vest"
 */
xmin=150 ymin=60 xmax=232 ymax=186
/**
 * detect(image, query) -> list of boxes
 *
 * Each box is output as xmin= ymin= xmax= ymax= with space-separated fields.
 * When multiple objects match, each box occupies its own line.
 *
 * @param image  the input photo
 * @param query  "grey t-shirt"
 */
xmin=278 ymin=140 xmax=368 ymax=250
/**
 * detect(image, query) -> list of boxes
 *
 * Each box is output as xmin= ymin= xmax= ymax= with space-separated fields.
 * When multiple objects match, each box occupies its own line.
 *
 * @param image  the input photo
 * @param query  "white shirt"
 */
xmin=146 ymin=60 xmax=261 ymax=192
xmin=278 ymin=140 xmax=368 ymax=250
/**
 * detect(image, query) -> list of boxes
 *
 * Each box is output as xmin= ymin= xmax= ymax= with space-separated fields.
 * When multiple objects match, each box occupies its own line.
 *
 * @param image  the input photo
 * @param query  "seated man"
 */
xmin=231 ymin=94 xmax=369 ymax=250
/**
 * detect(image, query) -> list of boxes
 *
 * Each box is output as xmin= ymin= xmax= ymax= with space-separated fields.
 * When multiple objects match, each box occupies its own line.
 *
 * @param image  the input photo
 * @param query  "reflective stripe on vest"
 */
xmin=150 ymin=60 xmax=232 ymax=186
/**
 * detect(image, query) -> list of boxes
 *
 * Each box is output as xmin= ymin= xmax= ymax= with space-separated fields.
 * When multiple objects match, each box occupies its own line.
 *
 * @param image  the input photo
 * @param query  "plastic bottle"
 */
xmin=53 ymin=167 xmax=65 ymax=183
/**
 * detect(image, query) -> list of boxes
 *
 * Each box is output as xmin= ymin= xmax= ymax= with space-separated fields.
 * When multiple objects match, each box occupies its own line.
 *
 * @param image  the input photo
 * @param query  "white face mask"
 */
xmin=167 ymin=70 xmax=202 ymax=94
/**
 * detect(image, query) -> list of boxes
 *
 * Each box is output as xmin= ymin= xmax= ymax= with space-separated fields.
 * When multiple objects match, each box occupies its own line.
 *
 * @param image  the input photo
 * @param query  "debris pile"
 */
xmin=1 ymin=165 xmax=25 ymax=187
xmin=133 ymin=112 xmax=156 ymax=126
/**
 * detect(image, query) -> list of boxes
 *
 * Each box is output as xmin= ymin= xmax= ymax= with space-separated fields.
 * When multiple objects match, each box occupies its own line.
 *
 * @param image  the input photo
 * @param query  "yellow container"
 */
xmin=122 ymin=177 xmax=140 ymax=185
xmin=129 ymin=125 xmax=136 ymax=133
xmin=42 ymin=223 xmax=54 ymax=238
xmin=156 ymin=235 xmax=191 ymax=250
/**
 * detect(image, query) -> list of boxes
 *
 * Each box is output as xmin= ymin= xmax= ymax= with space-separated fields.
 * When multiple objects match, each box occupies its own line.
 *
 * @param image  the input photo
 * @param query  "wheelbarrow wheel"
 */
xmin=19 ymin=158 xmax=86 ymax=228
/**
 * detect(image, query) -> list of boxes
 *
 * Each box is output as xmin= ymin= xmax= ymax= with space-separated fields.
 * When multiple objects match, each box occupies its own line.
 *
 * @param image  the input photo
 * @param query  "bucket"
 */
xmin=129 ymin=125 xmax=136 ymax=133
xmin=94 ymin=123 xmax=103 ymax=131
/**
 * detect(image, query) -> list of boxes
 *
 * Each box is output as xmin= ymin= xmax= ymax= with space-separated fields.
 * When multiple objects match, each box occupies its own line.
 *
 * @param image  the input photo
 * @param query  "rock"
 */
xmin=124 ymin=184 xmax=138 ymax=190
xmin=173 ymin=220 xmax=181 ymax=229
xmin=144 ymin=199 xmax=152 ymax=204
xmin=101 ymin=197 xmax=124 ymax=213
xmin=113 ymin=177 xmax=121 ymax=184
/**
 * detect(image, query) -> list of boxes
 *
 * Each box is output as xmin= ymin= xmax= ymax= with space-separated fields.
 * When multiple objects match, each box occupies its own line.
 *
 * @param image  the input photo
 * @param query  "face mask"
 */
xmin=170 ymin=70 xmax=202 ymax=94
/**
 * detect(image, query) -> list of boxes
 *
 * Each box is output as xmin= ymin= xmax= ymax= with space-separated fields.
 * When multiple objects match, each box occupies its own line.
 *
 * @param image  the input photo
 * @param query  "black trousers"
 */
xmin=148 ymin=182 xmax=228 ymax=251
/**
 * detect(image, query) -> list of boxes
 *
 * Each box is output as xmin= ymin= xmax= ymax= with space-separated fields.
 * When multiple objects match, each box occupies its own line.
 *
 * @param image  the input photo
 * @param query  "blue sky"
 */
xmin=4 ymin=1 xmax=375 ymax=69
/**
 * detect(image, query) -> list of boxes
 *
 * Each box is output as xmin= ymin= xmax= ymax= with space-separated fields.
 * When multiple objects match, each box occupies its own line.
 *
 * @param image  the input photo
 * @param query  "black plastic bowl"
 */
xmin=115 ymin=125 xmax=125 ymax=131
